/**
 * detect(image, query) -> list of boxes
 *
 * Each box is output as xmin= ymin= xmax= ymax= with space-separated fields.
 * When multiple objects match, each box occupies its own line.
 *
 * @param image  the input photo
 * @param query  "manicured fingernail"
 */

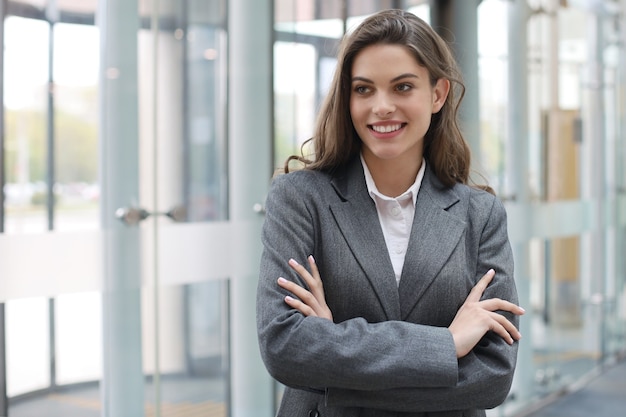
xmin=288 ymin=258 xmax=299 ymax=266
xmin=519 ymin=307 xmax=526 ymax=313
xmin=285 ymin=295 xmax=294 ymax=302
xmin=277 ymin=277 xmax=286 ymax=284
xmin=488 ymin=269 xmax=495 ymax=274
xmin=308 ymin=255 xmax=315 ymax=263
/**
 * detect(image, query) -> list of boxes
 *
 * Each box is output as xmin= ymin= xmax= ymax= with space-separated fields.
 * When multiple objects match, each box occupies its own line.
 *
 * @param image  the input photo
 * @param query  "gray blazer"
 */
xmin=256 ymin=157 xmax=519 ymax=417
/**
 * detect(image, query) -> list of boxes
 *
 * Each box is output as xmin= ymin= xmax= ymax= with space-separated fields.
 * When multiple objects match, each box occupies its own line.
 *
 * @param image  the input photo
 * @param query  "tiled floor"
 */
xmin=6 ymin=360 xmax=626 ymax=417
xmin=519 ymin=358 xmax=626 ymax=417
xmin=8 ymin=376 xmax=227 ymax=417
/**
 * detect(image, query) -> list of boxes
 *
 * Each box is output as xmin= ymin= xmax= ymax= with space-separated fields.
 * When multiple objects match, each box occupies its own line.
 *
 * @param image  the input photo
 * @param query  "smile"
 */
xmin=369 ymin=123 xmax=405 ymax=133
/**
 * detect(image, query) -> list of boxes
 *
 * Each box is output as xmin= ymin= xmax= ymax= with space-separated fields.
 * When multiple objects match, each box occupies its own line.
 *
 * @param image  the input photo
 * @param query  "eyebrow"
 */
xmin=351 ymin=73 xmax=420 ymax=84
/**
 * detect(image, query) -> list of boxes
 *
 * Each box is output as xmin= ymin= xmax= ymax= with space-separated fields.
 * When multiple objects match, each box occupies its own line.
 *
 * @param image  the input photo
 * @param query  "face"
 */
xmin=349 ymin=43 xmax=449 ymax=171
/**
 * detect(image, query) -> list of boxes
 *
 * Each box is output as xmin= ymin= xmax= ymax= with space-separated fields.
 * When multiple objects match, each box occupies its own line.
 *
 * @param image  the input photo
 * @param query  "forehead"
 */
xmin=351 ymin=44 xmax=426 ymax=77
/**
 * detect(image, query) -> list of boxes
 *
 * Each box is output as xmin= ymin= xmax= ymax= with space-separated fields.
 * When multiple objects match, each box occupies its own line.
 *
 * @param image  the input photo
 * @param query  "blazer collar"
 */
xmin=398 ymin=166 xmax=465 ymax=319
xmin=329 ymin=158 xmax=466 ymax=321
xmin=329 ymin=158 xmax=401 ymax=320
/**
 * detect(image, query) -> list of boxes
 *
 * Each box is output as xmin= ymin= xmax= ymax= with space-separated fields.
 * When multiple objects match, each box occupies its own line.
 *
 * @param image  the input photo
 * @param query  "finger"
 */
xmin=306 ymin=256 xmax=328 ymax=306
xmin=466 ymin=269 xmax=495 ymax=303
xmin=489 ymin=313 xmax=522 ymax=343
xmin=308 ymin=255 xmax=320 ymax=278
xmin=277 ymin=277 xmax=320 ymax=307
xmin=289 ymin=257 xmax=327 ymax=306
xmin=284 ymin=295 xmax=317 ymax=317
xmin=288 ymin=258 xmax=318 ymax=291
xmin=278 ymin=277 xmax=329 ymax=319
xmin=480 ymin=298 xmax=526 ymax=315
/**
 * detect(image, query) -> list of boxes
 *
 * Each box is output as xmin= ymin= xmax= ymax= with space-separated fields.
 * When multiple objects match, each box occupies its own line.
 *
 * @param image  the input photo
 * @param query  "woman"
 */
xmin=256 ymin=9 xmax=524 ymax=417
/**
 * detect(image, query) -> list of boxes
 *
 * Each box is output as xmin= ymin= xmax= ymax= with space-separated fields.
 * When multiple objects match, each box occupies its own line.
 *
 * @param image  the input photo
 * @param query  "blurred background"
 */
xmin=0 ymin=0 xmax=624 ymax=416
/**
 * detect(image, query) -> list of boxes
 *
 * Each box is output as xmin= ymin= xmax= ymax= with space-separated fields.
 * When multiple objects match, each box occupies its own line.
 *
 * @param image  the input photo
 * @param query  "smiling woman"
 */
xmin=349 ymin=43 xmax=450 ymax=196
xmin=257 ymin=9 xmax=523 ymax=417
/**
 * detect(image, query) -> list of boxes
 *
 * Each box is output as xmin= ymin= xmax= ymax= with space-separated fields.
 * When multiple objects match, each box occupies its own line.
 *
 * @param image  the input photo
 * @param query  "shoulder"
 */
xmin=265 ymin=169 xmax=336 ymax=211
xmin=450 ymin=182 xmax=507 ymax=222
xmin=269 ymin=169 xmax=332 ymax=193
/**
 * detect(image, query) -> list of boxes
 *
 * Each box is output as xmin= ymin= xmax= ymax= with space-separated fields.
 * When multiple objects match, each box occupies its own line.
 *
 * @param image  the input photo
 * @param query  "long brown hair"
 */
xmin=285 ymin=9 xmax=474 ymax=189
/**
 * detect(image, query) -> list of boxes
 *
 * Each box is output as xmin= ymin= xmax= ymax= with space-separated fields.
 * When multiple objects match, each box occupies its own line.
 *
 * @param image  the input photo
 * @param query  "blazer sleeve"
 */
xmin=325 ymin=194 xmax=520 ymax=412
xmin=257 ymin=173 xmax=460 ymax=393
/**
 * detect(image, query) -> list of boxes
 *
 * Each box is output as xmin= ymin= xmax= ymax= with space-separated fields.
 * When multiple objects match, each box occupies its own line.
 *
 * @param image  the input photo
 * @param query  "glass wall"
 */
xmin=139 ymin=0 xmax=230 ymax=410
xmin=2 ymin=4 xmax=102 ymax=417
xmin=1 ymin=0 xmax=232 ymax=416
xmin=0 ymin=0 xmax=624 ymax=416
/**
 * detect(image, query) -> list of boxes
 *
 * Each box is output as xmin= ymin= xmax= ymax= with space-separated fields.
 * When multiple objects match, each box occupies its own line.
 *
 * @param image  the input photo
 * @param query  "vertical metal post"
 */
xmin=45 ymin=1 xmax=58 ymax=394
xmin=0 ymin=0 xmax=8 ymax=414
xmin=149 ymin=1 xmax=161 ymax=415
xmin=229 ymin=0 xmax=274 ymax=415
xmin=180 ymin=0 xmax=191 ymax=220
xmin=579 ymin=3 xmax=608 ymax=362
xmin=98 ymin=0 xmax=145 ymax=415
xmin=617 ymin=0 xmax=626 ymax=344
xmin=46 ymin=2 xmax=56 ymax=231
xmin=507 ymin=0 xmax=533 ymax=405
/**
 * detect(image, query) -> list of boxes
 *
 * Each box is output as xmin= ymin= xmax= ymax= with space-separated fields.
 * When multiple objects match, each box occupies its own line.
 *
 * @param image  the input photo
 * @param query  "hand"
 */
xmin=277 ymin=255 xmax=333 ymax=321
xmin=448 ymin=269 xmax=525 ymax=358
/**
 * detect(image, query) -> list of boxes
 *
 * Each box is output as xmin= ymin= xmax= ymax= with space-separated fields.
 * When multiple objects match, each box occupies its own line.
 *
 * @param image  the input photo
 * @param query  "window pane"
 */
xmin=55 ymin=292 xmax=102 ymax=385
xmin=53 ymin=23 xmax=100 ymax=232
xmin=6 ymin=298 xmax=50 ymax=397
xmin=273 ymin=41 xmax=317 ymax=167
xmin=3 ymin=16 xmax=49 ymax=234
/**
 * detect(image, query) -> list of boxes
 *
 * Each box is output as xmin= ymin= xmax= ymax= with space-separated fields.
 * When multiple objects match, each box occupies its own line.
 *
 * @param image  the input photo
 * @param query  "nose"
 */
xmin=372 ymin=93 xmax=395 ymax=117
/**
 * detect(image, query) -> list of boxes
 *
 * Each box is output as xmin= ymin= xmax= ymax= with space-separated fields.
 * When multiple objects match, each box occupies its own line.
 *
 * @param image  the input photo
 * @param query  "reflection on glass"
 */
xmin=185 ymin=22 xmax=228 ymax=222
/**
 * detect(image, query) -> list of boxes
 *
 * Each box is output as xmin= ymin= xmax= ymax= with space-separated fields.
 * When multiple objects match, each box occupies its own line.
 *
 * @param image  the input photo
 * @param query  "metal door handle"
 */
xmin=115 ymin=205 xmax=187 ymax=226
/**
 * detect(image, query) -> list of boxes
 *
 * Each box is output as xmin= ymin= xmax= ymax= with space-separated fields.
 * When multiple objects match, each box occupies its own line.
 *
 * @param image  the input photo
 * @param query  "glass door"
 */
xmin=135 ymin=0 xmax=230 ymax=415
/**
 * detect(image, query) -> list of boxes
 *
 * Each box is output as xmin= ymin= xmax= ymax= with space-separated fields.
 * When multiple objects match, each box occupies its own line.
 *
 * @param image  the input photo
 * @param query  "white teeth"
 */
xmin=371 ymin=124 xmax=402 ymax=133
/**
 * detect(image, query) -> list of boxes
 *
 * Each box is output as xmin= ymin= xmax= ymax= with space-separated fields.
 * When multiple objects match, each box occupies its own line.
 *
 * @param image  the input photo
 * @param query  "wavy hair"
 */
xmin=285 ymin=9 xmax=477 ymax=189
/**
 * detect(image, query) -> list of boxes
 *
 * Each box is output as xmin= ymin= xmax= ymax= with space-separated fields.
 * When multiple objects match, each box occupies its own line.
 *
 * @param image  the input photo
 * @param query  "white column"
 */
xmin=228 ymin=0 xmax=274 ymax=416
xmin=579 ymin=3 xmax=608 ymax=358
xmin=97 ymin=0 xmax=145 ymax=416
xmin=507 ymin=0 xmax=533 ymax=405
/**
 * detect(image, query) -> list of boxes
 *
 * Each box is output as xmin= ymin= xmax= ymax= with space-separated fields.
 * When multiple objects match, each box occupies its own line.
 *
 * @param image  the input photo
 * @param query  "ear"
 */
xmin=432 ymin=78 xmax=450 ymax=114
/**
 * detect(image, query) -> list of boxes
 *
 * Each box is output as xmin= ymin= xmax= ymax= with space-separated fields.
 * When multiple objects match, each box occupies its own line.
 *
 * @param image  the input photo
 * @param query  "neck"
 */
xmin=367 ymin=158 xmax=422 ymax=198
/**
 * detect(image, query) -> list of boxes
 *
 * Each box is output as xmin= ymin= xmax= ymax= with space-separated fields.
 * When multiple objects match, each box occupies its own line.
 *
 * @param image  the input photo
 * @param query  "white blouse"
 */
xmin=361 ymin=155 xmax=426 ymax=285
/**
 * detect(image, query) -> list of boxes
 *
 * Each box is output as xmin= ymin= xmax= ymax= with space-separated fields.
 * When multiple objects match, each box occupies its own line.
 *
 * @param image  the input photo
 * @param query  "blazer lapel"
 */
xmin=398 ymin=168 xmax=466 ymax=319
xmin=329 ymin=160 xmax=402 ymax=321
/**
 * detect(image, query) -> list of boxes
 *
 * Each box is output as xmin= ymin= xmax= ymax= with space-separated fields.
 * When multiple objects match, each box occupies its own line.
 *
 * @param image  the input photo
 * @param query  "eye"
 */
xmin=353 ymin=85 xmax=371 ymax=95
xmin=395 ymin=83 xmax=413 ymax=92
